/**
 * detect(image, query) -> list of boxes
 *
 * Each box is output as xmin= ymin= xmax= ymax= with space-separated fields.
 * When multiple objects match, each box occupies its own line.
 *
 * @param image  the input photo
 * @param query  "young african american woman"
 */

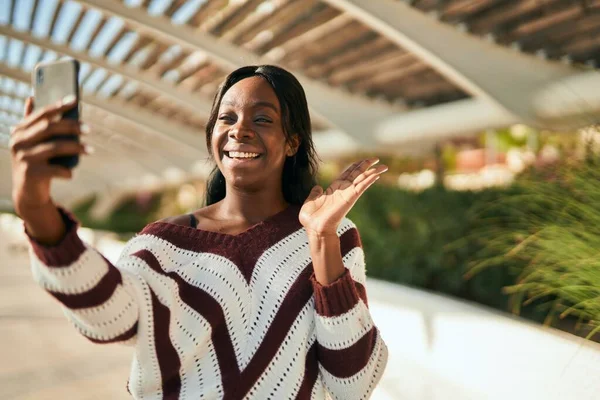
xmin=11 ymin=65 xmax=389 ymax=399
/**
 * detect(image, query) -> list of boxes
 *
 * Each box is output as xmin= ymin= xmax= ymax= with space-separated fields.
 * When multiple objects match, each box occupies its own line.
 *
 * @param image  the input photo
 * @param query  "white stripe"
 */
xmin=243 ymin=300 xmax=316 ymax=400
xmin=311 ymin=377 xmax=326 ymax=399
xmin=244 ymin=228 xmax=312 ymax=368
xmin=343 ymin=247 xmax=366 ymax=286
xmin=64 ymin=277 xmax=138 ymax=340
xmin=127 ymin=278 xmax=163 ymax=400
xmin=319 ymin=333 xmax=388 ymax=400
xmin=29 ymin=245 xmax=109 ymax=294
xmin=125 ymin=246 xmax=225 ymax=398
xmin=136 ymin=234 xmax=250 ymax=365
xmin=337 ymin=218 xmax=356 ymax=236
xmin=314 ymin=299 xmax=374 ymax=350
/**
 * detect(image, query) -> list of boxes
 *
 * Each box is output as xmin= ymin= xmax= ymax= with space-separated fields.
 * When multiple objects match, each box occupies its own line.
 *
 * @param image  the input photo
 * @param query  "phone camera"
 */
xmin=36 ymin=69 xmax=44 ymax=85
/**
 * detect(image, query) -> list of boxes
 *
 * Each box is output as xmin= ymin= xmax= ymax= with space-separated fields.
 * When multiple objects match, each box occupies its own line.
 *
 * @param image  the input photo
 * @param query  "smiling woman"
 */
xmin=204 ymin=65 xmax=318 ymax=207
xmin=12 ymin=64 xmax=389 ymax=399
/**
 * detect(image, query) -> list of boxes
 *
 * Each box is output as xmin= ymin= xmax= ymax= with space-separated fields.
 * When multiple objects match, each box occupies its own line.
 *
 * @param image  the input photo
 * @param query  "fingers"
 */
xmin=340 ymin=157 xmax=379 ymax=182
xmin=18 ymin=141 xmax=87 ymax=163
xmin=18 ymin=95 xmax=77 ymax=131
xmin=12 ymin=119 xmax=88 ymax=151
xmin=305 ymin=185 xmax=323 ymax=202
xmin=353 ymin=163 xmax=388 ymax=186
xmin=354 ymin=172 xmax=381 ymax=194
xmin=24 ymin=97 xmax=34 ymax=117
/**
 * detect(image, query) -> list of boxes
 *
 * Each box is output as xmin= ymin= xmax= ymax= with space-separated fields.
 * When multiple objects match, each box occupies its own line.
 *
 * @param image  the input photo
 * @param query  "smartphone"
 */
xmin=32 ymin=59 xmax=81 ymax=169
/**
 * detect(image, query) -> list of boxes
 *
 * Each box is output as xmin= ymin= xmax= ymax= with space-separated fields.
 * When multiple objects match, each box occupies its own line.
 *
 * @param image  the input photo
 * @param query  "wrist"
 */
xmin=15 ymin=198 xmax=55 ymax=220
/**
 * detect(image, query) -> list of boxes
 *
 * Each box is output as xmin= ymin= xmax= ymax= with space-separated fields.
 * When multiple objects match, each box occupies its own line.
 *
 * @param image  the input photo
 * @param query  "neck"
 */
xmin=218 ymin=185 xmax=289 ymax=224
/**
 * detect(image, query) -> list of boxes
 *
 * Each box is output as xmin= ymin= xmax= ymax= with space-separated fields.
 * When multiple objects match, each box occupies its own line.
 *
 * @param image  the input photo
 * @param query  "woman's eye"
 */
xmin=218 ymin=115 xmax=233 ymax=122
xmin=255 ymin=117 xmax=272 ymax=123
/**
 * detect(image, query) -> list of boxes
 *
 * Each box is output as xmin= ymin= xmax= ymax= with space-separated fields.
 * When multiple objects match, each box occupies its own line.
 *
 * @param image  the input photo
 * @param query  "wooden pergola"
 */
xmin=1 ymin=0 xmax=600 ymax=207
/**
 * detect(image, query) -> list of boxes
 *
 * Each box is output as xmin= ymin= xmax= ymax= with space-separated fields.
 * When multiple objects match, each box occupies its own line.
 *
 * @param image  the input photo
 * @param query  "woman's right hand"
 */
xmin=10 ymin=96 xmax=90 ymax=218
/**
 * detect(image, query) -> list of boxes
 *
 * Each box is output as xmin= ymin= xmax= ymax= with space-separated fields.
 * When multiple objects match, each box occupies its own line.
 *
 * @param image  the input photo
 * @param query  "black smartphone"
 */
xmin=32 ymin=59 xmax=81 ymax=169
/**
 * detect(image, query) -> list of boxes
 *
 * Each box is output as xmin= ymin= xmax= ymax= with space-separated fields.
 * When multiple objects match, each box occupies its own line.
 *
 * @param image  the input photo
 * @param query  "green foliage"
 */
xmin=347 ymin=184 xmax=519 ymax=311
xmin=467 ymin=158 xmax=600 ymax=337
xmin=72 ymin=193 xmax=161 ymax=239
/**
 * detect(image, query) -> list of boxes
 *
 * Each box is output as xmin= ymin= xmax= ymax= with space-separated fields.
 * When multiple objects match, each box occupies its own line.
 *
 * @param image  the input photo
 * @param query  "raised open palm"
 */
xmin=299 ymin=158 xmax=388 ymax=235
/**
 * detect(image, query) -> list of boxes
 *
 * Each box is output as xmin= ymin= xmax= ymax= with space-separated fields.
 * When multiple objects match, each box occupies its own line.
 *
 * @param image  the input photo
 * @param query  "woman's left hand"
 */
xmin=299 ymin=158 xmax=388 ymax=236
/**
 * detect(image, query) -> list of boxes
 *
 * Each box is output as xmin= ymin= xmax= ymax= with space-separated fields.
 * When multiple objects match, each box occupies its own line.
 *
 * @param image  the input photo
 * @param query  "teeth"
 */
xmin=229 ymin=151 xmax=259 ymax=158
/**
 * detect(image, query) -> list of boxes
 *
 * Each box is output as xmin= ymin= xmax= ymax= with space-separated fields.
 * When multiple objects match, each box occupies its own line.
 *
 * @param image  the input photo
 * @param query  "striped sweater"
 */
xmin=26 ymin=205 xmax=388 ymax=399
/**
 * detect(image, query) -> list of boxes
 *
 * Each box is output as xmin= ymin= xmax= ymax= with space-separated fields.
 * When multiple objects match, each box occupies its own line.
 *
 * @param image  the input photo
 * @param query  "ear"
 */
xmin=286 ymin=135 xmax=301 ymax=157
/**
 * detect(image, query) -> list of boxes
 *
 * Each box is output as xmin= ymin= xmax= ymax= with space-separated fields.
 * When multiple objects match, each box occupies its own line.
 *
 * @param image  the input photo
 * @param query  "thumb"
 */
xmin=24 ymin=97 xmax=34 ymax=117
xmin=305 ymin=185 xmax=323 ymax=202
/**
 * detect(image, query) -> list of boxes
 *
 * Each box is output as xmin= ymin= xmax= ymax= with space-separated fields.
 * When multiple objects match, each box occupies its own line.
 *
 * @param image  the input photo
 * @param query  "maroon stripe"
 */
xmin=133 ymin=249 xmax=240 ymax=397
xmin=311 ymin=269 xmax=361 ymax=317
xmin=340 ymin=227 xmax=362 ymax=257
xmin=139 ymin=205 xmax=303 ymax=284
xmin=339 ymin=227 xmax=369 ymax=306
xmin=25 ymin=207 xmax=86 ymax=267
xmin=295 ymin=342 xmax=318 ymax=400
xmin=48 ymin=262 xmax=121 ymax=309
xmin=86 ymin=321 xmax=138 ymax=344
xmin=317 ymin=327 xmax=378 ymax=378
xmin=233 ymin=265 xmax=315 ymax=399
xmin=149 ymin=290 xmax=181 ymax=400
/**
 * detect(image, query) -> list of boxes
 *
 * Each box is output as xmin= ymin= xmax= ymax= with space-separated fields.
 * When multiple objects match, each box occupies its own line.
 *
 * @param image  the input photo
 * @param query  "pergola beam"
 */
xmin=0 ymin=64 xmax=208 ymax=169
xmin=76 ymin=0 xmax=402 ymax=145
xmin=322 ymin=0 xmax=600 ymax=130
xmin=0 ymin=25 xmax=214 ymax=116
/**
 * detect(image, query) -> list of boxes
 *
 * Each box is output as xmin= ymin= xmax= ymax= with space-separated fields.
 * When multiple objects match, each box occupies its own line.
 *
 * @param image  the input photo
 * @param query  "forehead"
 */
xmin=220 ymin=76 xmax=280 ymax=112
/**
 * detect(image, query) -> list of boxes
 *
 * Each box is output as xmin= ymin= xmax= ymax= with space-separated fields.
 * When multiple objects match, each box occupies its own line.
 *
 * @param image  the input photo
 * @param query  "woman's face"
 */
xmin=212 ymin=76 xmax=296 ymax=192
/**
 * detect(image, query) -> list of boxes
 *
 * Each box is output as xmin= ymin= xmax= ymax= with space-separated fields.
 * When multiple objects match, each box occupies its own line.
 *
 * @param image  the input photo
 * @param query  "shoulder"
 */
xmin=157 ymin=214 xmax=193 ymax=227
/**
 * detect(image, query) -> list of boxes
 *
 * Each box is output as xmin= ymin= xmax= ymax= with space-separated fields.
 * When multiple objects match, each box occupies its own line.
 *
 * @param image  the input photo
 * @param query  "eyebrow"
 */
xmin=221 ymin=100 xmax=279 ymax=113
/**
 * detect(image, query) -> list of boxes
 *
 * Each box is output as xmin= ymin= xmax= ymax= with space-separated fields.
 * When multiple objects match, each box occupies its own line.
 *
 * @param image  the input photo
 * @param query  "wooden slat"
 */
xmin=255 ymin=3 xmax=338 ymax=53
xmin=104 ymin=26 xmax=129 ymax=58
xmin=48 ymin=0 xmax=63 ymax=38
xmin=327 ymin=51 xmax=413 ymax=86
xmin=507 ymin=4 xmax=583 ymax=40
xmin=205 ymin=0 xmax=264 ymax=36
xmin=153 ymin=50 xmax=190 ymax=77
xmin=164 ymin=0 xmax=187 ymax=18
xmin=188 ymin=0 xmax=228 ymax=28
xmin=304 ymin=37 xmax=392 ymax=78
xmin=85 ymin=16 xmax=107 ymax=51
xmin=139 ymin=42 xmax=169 ymax=70
xmin=468 ymin=0 xmax=546 ymax=33
xmin=8 ymin=0 xmax=16 ymax=26
xmin=240 ymin=0 xmax=321 ymax=47
xmin=65 ymin=7 xmax=87 ymax=46
xmin=27 ymin=0 xmax=40 ymax=31
xmin=442 ymin=0 xmax=494 ymax=20
xmin=121 ymin=35 xmax=153 ymax=64
xmin=287 ymin=22 xmax=370 ymax=69
xmin=275 ymin=13 xmax=354 ymax=62
xmin=518 ymin=8 xmax=589 ymax=51
xmin=223 ymin=0 xmax=293 ymax=44
xmin=351 ymin=62 xmax=431 ymax=92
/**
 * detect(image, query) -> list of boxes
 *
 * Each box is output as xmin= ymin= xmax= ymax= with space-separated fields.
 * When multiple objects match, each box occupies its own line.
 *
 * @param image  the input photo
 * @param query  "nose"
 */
xmin=229 ymin=118 xmax=255 ymax=140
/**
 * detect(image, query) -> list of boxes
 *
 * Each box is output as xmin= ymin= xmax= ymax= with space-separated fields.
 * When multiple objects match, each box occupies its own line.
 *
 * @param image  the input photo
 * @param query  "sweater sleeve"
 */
xmin=309 ymin=219 xmax=388 ymax=400
xmin=25 ymin=207 xmax=144 ymax=345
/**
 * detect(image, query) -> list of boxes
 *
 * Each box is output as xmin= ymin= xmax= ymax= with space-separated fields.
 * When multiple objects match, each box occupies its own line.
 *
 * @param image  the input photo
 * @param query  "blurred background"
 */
xmin=2 ymin=0 xmax=600 ymax=399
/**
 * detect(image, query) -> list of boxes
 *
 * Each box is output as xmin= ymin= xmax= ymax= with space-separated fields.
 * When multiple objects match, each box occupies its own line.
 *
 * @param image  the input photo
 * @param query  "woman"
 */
xmin=10 ymin=65 xmax=388 ymax=399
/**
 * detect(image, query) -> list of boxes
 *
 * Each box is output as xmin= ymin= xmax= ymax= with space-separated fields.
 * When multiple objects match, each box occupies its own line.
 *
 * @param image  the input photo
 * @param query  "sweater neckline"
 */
xmin=143 ymin=204 xmax=301 ymax=244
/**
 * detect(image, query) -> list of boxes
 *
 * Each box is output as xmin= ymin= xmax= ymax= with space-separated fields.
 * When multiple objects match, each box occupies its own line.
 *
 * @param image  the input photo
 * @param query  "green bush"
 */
xmin=348 ymin=184 xmax=520 ymax=311
xmin=467 ymin=159 xmax=600 ymax=338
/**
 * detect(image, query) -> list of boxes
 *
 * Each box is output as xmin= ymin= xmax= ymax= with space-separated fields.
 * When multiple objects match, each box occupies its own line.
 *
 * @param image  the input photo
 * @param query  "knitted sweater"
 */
xmin=26 ymin=205 xmax=388 ymax=399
